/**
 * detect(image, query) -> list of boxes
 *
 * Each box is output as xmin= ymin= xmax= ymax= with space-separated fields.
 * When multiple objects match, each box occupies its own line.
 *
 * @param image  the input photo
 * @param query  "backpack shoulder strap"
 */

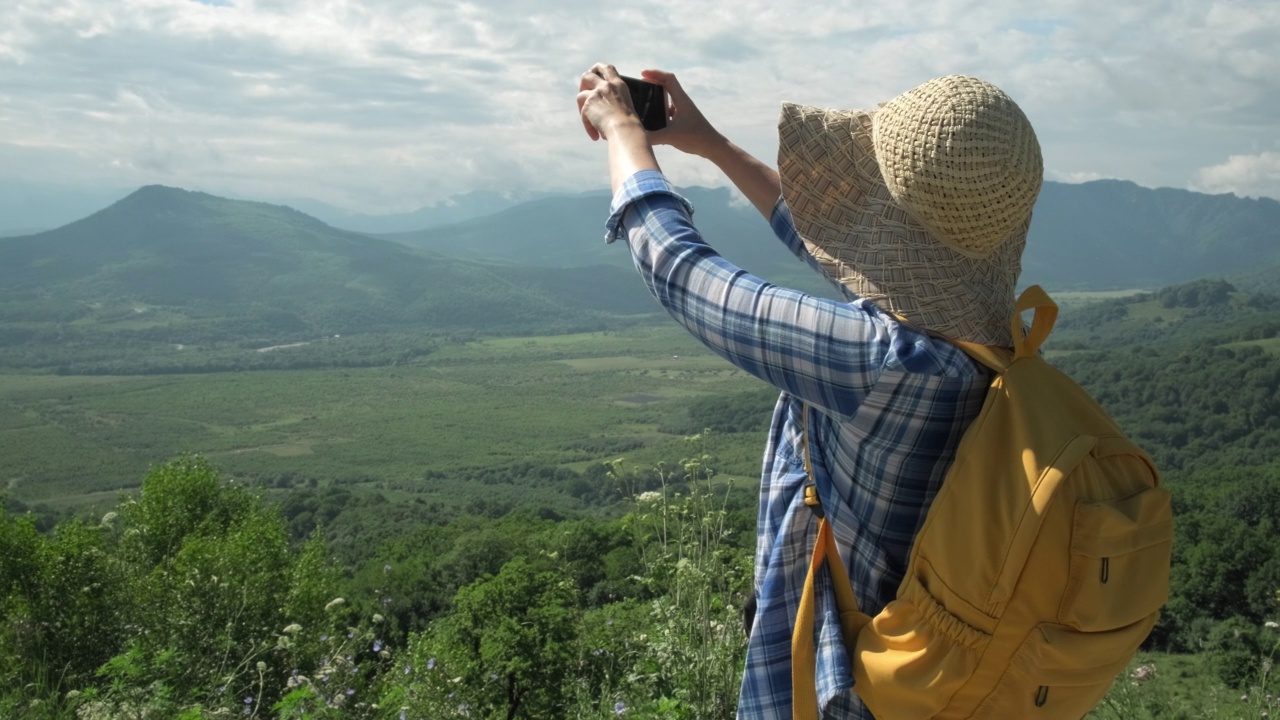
xmin=792 ymin=403 xmax=871 ymax=720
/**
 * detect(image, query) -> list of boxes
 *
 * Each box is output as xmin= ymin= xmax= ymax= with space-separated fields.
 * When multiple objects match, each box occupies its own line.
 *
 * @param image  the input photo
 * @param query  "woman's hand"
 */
xmin=577 ymin=62 xmax=660 ymax=192
xmin=640 ymin=69 xmax=725 ymax=159
xmin=577 ymin=63 xmax=642 ymax=141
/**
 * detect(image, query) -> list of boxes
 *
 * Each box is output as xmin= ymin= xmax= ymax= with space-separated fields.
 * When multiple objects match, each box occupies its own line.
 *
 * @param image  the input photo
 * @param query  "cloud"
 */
xmin=1 ymin=0 xmax=1278 ymax=213
xmin=1193 ymin=152 xmax=1280 ymax=199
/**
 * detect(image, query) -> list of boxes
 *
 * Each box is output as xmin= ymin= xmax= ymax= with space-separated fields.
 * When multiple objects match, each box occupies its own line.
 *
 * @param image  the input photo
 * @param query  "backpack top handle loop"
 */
xmin=1012 ymin=285 xmax=1058 ymax=360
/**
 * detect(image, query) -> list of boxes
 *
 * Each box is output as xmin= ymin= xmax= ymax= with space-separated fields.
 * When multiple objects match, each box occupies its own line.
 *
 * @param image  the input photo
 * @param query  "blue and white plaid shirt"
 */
xmin=606 ymin=171 xmax=991 ymax=719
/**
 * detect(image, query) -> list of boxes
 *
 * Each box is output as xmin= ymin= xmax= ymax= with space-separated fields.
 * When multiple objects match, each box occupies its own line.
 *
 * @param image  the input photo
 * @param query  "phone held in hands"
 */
xmin=622 ymin=76 xmax=667 ymax=131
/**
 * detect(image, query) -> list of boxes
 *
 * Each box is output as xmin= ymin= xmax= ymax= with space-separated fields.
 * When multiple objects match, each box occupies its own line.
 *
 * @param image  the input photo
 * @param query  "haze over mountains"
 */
xmin=0 ymin=179 xmax=1277 ymax=368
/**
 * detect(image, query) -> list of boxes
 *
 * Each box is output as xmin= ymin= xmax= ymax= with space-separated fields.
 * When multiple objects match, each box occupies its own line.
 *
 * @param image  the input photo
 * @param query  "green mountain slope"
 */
xmin=0 ymin=186 xmax=660 ymax=373
xmin=0 ymin=186 xmax=658 ymax=329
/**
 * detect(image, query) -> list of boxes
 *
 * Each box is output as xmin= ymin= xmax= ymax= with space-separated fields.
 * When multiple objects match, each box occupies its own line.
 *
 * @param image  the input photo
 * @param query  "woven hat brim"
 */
xmin=777 ymin=102 xmax=1024 ymax=347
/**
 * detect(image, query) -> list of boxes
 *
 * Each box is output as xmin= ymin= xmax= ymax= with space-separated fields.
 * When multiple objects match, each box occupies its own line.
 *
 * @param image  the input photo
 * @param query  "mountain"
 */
xmin=389 ymin=180 xmax=1280 ymax=293
xmin=1023 ymin=180 xmax=1280 ymax=288
xmin=0 ymin=186 xmax=656 ymax=344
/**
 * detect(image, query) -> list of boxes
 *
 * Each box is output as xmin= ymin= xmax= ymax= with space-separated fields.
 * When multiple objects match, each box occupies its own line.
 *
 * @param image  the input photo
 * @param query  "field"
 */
xmin=1044 ymin=288 xmax=1150 ymax=310
xmin=0 ymin=325 xmax=772 ymax=510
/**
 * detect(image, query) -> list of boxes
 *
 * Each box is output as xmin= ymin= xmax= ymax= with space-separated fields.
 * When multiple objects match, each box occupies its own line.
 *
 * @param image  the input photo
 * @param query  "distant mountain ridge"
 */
xmin=386 ymin=180 xmax=1280 ymax=293
xmin=0 ymin=186 xmax=657 ymax=343
xmin=1024 ymin=180 xmax=1280 ymax=288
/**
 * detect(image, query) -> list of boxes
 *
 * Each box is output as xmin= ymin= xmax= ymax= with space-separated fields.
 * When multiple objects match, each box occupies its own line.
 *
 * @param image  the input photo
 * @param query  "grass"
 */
xmin=0 ymin=325 xmax=772 ymax=509
xmin=1091 ymin=650 xmax=1280 ymax=719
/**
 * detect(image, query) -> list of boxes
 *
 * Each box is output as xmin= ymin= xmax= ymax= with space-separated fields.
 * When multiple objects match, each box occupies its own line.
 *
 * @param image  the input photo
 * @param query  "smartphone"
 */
xmin=622 ymin=76 xmax=667 ymax=131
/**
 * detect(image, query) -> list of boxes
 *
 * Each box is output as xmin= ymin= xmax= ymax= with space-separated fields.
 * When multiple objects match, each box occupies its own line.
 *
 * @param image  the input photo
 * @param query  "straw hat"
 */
xmin=777 ymin=75 xmax=1042 ymax=346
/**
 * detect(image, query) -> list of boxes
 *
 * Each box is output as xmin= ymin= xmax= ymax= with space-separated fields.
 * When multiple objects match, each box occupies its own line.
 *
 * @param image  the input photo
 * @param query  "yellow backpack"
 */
xmin=792 ymin=286 xmax=1174 ymax=719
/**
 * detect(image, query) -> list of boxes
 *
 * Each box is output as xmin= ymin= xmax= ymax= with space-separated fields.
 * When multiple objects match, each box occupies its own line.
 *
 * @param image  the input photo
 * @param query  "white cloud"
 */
xmin=1 ymin=0 xmax=1278 ymax=213
xmin=1193 ymin=152 xmax=1280 ymax=199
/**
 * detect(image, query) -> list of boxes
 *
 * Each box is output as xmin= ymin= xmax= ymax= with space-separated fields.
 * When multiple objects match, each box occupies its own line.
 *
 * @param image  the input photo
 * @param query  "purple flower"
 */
xmin=320 ymin=635 xmax=329 ymax=642
xmin=404 ymin=664 xmax=412 ymax=675
xmin=427 ymin=657 xmax=436 ymax=670
xmin=614 ymin=700 xmax=627 ymax=715
xmin=400 ymin=712 xmax=407 ymax=720
xmin=345 ymin=688 xmax=355 ymax=696
xmin=244 ymin=696 xmax=253 ymax=704
xmin=373 ymin=639 xmax=384 ymax=653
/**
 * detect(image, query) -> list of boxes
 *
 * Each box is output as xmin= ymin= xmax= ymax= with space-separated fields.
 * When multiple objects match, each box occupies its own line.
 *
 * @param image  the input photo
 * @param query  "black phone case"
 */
xmin=622 ymin=76 xmax=667 ymax=131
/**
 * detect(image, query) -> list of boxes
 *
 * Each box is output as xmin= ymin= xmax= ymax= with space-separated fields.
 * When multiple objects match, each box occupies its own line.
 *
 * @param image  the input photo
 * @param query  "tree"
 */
xmin=423 ymin=557 xmax=580 ymax=720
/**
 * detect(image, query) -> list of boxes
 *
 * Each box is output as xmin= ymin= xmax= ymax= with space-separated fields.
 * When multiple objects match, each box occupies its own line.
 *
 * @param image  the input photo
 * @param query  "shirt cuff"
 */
xmin=603 ymin=169 xmax=694 ymax=244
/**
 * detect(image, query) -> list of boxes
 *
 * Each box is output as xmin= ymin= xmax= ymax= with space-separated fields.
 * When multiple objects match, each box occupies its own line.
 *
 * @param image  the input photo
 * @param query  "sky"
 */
xmin=2 ymin=0 xmax=1279 ymax=215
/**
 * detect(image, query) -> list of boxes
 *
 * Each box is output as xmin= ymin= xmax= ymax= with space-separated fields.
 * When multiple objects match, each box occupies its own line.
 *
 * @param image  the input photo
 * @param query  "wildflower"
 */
xmin=404 ymin=664 xmax=412 ymax=675
xmin=325 ymin=598 xmax=346 ymax=612
xmin=346 ymin=689 xmax=356 ymax=696
xmin=284 ymin=624 xmax=302 ymax=634
xmin=373 ymin=614 xmax=385 ymax=624
xmin=373 ymin=639 xmax=384 ymax=653
xmin=256 ymin=661 xmax=267 ymax=672
xmin=1131 ymin=664 xmax=1157 ymax=684
xmin=401 ymin=712 xmax=407 ymax=720
xmin=1266 ymin=621 xmax=1279 ymax=629
xmin=384 ymin=564 xmax=392 ymax=573
xmin=427 ymin=657 xmax=436 ymax=670
xmin=320 ymin=635 xmax=329 ymax=642
xmin=489 ymin=673 xmax=499 ymax=681
xmin=593 ymin=649 xmax=604 ymax=656
xmin=244 ymin=697 xmax=253 ymax=705
xmin=100 ymin=511 xmax=118 ymax=526
xmin=383 ymin=596 xmax=393 ymax=606
xmin=637 ymin=491 xmax=662 ymax=504
xmin=614 ymin=700 xmax=627 ymax=715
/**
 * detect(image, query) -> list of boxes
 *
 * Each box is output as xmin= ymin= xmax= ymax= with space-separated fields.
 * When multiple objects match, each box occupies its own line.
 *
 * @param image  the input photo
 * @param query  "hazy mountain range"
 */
xmin=0 ymin=179 xmax=1277 ymax=364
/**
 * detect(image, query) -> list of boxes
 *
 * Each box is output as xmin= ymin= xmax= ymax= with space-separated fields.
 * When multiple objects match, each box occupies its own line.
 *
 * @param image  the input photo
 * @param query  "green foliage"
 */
xmin=0 ymin=458 xmax=345 ymax=718
xmin=419 ymin=556 xmax=580 ymax=719
xmin=1055 ymin=345 xmax=1280 ymax=472
xmin=1157 ymin=278 xmax=1236 ymax=308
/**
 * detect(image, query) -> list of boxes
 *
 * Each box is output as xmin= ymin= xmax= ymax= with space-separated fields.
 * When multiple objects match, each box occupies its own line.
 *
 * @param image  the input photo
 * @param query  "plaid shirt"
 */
xmin=606 ymin=171 xmax=991 ymax=719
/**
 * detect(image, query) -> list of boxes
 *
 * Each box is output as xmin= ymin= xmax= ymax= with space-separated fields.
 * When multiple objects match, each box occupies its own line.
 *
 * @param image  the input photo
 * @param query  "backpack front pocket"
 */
xmin=1059 ymin=487 xmax=1173 ymax=632
xmin=968 ymin=620 xmax=1154 ymax=718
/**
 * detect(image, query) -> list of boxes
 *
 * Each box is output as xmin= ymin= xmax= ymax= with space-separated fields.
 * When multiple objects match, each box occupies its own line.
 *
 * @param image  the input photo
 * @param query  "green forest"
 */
xmin=2 ymin=279 xmax=1280 ymax=718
